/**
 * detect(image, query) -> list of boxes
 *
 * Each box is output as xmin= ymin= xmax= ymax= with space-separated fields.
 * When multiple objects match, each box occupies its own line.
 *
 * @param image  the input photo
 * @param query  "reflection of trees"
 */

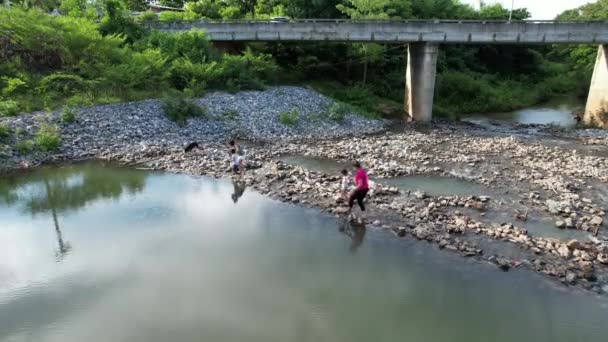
xmin=0 ymin=163 xmax=147 ymax=261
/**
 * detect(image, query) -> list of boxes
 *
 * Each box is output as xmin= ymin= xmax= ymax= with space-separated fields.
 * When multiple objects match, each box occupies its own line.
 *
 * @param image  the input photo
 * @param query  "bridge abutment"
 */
xmin=405 ymin=43 xmax=439 ymax=122
xmin=584 ymin=45 xmax=608 ymax=127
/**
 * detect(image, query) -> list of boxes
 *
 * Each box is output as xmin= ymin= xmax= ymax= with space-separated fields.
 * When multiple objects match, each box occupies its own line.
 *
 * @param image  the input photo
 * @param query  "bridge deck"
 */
xmin=148 ymin=19 xmax=608 ymax=44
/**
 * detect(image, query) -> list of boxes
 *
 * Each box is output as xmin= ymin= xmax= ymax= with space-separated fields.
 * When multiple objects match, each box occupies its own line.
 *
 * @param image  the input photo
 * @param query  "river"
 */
xmin=1 ymin=163 xmax=608 ymax=341
xmin=463 ymin=98 xmax=583 ymax=128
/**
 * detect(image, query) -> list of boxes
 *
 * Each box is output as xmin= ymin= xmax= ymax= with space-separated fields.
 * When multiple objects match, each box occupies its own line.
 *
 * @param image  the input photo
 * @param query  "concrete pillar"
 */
xmin=405 ymin=43 xmax=439 ymax=122
xmin=584 ymin=45 xmax=608 ymax=127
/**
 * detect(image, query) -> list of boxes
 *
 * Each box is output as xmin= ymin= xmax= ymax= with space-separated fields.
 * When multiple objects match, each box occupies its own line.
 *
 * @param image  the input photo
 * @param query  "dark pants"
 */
xmin=349 ymin=188 xmax=369 ymax=211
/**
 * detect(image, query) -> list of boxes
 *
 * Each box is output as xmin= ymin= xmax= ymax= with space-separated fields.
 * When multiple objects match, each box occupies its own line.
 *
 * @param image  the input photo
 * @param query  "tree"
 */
xmin=336 ymin=0 xmax=397 ymax=83
xmin=123 ymin=0 xmax=148 ymax=11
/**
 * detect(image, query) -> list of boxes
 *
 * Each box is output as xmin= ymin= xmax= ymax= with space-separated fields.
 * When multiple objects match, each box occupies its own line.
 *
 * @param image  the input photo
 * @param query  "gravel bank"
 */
xmin=0 ymin=86 xmax=385 ymax=169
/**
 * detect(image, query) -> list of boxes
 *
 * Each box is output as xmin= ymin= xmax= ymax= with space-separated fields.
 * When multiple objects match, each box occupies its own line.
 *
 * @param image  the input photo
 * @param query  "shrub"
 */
xmin=142 ymin=30 xmax=214 ymax=63
xmin=60 ymin=107 xmax=76 ymax=124
xmin=220 ymin=110 xmax=238 ymax=121
xmin=162 ymin=94 xmax=206 ymax=125
xmin=35 ymin=123 xmax=61 ymax=152
xmin=1 ymin=77 xmax=28 ymax=96
xmin=158 ymin=11 xmax=185 ymax=21
xmin=38 ymin=74 xmax=87 ymax=96
xmin=279 ymin=109 xmax=298 ymax=126
xmin=136 ymin=11 xmax=158 ymax=22
xmin=328 ymin=102 xmax=349 ymax=122
xmin=0 ymin=100 xmax=20 ymax=117
xmin=15 ymin=140 xmax=35 ymax=155
xmin=0 ymin=124 xmax=9 ymax=142
xmin=98 ymin=1 xmax=147 ymax=44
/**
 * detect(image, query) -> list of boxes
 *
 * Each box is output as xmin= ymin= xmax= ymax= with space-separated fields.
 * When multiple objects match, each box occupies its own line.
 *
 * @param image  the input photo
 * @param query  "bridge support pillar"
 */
xmin=584 ymin=45 xmax=608 ymax=127
xmin=405 ymin=43 xmax=439 ymax=123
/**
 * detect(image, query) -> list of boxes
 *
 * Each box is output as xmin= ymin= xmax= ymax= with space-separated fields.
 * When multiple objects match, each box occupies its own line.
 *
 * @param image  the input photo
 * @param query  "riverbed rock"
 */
xmin=555 ymin=220 xmax=566 ymax=229
xmin=557 ymin=244 xmax=571 ymax=258
xmin=413 ymin=224 xmax=434 ymax=240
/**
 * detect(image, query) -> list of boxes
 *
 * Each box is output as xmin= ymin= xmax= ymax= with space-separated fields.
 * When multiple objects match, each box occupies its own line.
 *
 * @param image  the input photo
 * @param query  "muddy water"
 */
xmin=2 ymin=163 xmax=608 ymax=341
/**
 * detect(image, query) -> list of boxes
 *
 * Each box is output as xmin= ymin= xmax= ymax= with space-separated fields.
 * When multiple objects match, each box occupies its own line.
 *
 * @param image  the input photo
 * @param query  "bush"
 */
xmin=60 ymin=107 xmax=76 ymax=124
xmin=328 ymin=102 xmax=349 ymax=122
xmin=279 ymin=109 xmax=298 ymax=126
xmin=98 ymin=1 xmax=147 ymax=44
xmin=158 ymin=11 xmax=185 ymax=21
xmin=142 ymin=30 xmax=214 ymax=63
xmin=136 ymin=11 xmax=158 ymax=22
xmin=15 ymin=140 xmax=35 ymax=155
xmin=38 ymin=74 xmax=87 ymax=96
xmin=0 ymin=124 xmax=9 ymax=142
xmin=0 ymin=100 xmax=20 ymax=117
xmin=162 ymin=94 xmax=206 ymax=125
xmin=35 ymin=123 xmax=61 ymax=152
xmin=219 ymin=110 xmax=238 ymax=121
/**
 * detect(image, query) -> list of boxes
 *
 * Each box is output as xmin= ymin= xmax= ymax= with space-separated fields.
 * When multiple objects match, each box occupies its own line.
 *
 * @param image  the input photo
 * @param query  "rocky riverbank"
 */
xmin=2 ymin=87 xmax=608 ymax=294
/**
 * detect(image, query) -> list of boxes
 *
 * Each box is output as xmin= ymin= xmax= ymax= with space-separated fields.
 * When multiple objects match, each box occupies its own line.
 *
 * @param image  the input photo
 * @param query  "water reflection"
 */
xmin=231 ymin=179 xmax=247 ymax=204
xmin=0 ymin=162 xmax=147 ymax=263
xmin=340 ymin=220 xmax=367 ymax=253
xmin=2 ymin=163 xmax=608 ymax=342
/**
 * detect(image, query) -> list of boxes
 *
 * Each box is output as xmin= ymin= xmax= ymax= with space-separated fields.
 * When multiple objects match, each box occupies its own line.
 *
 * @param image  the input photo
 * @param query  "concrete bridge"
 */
xmin=149 ymin=20 xmax=608 ymax=126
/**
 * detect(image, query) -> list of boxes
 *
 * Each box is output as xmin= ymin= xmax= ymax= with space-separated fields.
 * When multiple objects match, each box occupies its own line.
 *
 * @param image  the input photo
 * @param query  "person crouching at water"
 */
xmin=348 ymin=161 xmax=369 ymax=222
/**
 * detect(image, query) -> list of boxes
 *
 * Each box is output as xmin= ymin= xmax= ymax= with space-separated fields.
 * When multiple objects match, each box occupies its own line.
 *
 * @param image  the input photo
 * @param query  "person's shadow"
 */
xmin=231 ymin=179 xmax=247 ymax=204
xmin=340 ymin=219 xmax=367 ymax=253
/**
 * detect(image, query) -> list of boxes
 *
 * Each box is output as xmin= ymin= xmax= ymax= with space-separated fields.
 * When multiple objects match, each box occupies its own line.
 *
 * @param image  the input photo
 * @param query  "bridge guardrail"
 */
xmin=146 ymin=18 xmax=608 ymax=25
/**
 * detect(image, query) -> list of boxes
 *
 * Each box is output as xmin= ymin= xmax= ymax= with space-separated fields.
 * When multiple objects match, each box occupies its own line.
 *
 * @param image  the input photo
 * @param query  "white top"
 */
xmin=341 ymin=176 xmax=351 ymax=191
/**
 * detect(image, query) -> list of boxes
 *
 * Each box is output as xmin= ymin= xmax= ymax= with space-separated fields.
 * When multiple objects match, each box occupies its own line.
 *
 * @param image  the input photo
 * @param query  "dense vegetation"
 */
xmin=1 ymin=0 xmax=606 ymax=120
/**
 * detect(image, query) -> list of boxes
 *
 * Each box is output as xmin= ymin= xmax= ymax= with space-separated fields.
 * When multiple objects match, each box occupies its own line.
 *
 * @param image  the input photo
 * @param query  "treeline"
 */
xmin=1 ymin=0 xmax=606 ymax=119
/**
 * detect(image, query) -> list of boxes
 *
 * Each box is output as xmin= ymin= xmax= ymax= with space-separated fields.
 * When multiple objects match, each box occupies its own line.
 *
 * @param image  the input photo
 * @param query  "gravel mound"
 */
xmin=0 ymin=86 xmax=386 ymax=160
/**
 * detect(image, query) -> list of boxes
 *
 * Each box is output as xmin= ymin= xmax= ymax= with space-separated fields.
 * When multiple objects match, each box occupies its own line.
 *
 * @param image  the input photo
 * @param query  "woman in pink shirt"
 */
xmin=349 ymin=161 xmax=369 ymax=214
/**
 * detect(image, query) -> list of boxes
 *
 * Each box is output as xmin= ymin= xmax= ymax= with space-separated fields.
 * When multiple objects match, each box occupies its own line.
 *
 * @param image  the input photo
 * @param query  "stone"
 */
xmin=413 ymin=190 xmax=427 ymax=199
xmin=555 ymin=220 xmax=565 ymax=229
xmin=597 ymin=253 xmax=608 ymax=264
xmin=590 ymin=216 xmax=603 ymax=226
xmin=438 ymin=239 xmax=449 ymax=248
xmin=413 ymin=224 xmax=433 ymax=240
xmin=566 ymin=239 xmax=584 ymax=250
xmin=565 ymin=272 xmax=577 ymax=284
xmin=557 ymin=244 xmax=571 ymax=258
xmin=564 ymin=217 xmax=574 ymax=228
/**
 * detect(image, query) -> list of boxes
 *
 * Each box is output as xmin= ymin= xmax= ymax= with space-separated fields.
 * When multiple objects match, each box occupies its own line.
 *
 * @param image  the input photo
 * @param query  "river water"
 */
xmin=1 ymin=163 xmax=608 ymax=341
xmin=463 ymin=99 xmax=582 ymax=128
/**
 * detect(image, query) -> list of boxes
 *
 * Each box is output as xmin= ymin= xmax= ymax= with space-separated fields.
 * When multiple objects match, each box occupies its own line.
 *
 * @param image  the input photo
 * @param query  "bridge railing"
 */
xmin=146 ymin=18 xmax=608 ymax=25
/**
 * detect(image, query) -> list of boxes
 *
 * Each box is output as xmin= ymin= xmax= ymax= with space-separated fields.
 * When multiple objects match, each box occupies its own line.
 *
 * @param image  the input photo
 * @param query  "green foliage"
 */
xmin=0 ymin=123 xmax=9 ymax=142
xmin=124 ymin=0 xmax=148 ymax=11
xmin=328 ymin=102 xmax=349 ymax=122
xmin=38 ymin=74 xmax=86 ymax=96
xmin=219 ymin=109 xmax=238 ymax=121
xmin=158 ymin=0 xmax=184 ymax=8
xmin=1 ymin=77 xmax=28 ymax=96
xmin=35 ymin=122 xmax=61 ymax=152
xmin=158 ymin=11 xmax=185 ymax=21
xmin=135 ymin=11 xmax=158 ymax=22
xmin=60 ymin=106 xmax=76 ymax=124
xmin=98 ymin=1 xmax=147 ymax=44
xmin=162 ymin=93 xmax=206 ymax=125
xmin=279 ymin=109 xmax=298 ymax=125
xmin=0 ymin=100 xmax=20 ymax=117
xmin=15 ymin=140 xmax=35 ymax=155
xmin=141 ymin=30 xmax=213 ymax=63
